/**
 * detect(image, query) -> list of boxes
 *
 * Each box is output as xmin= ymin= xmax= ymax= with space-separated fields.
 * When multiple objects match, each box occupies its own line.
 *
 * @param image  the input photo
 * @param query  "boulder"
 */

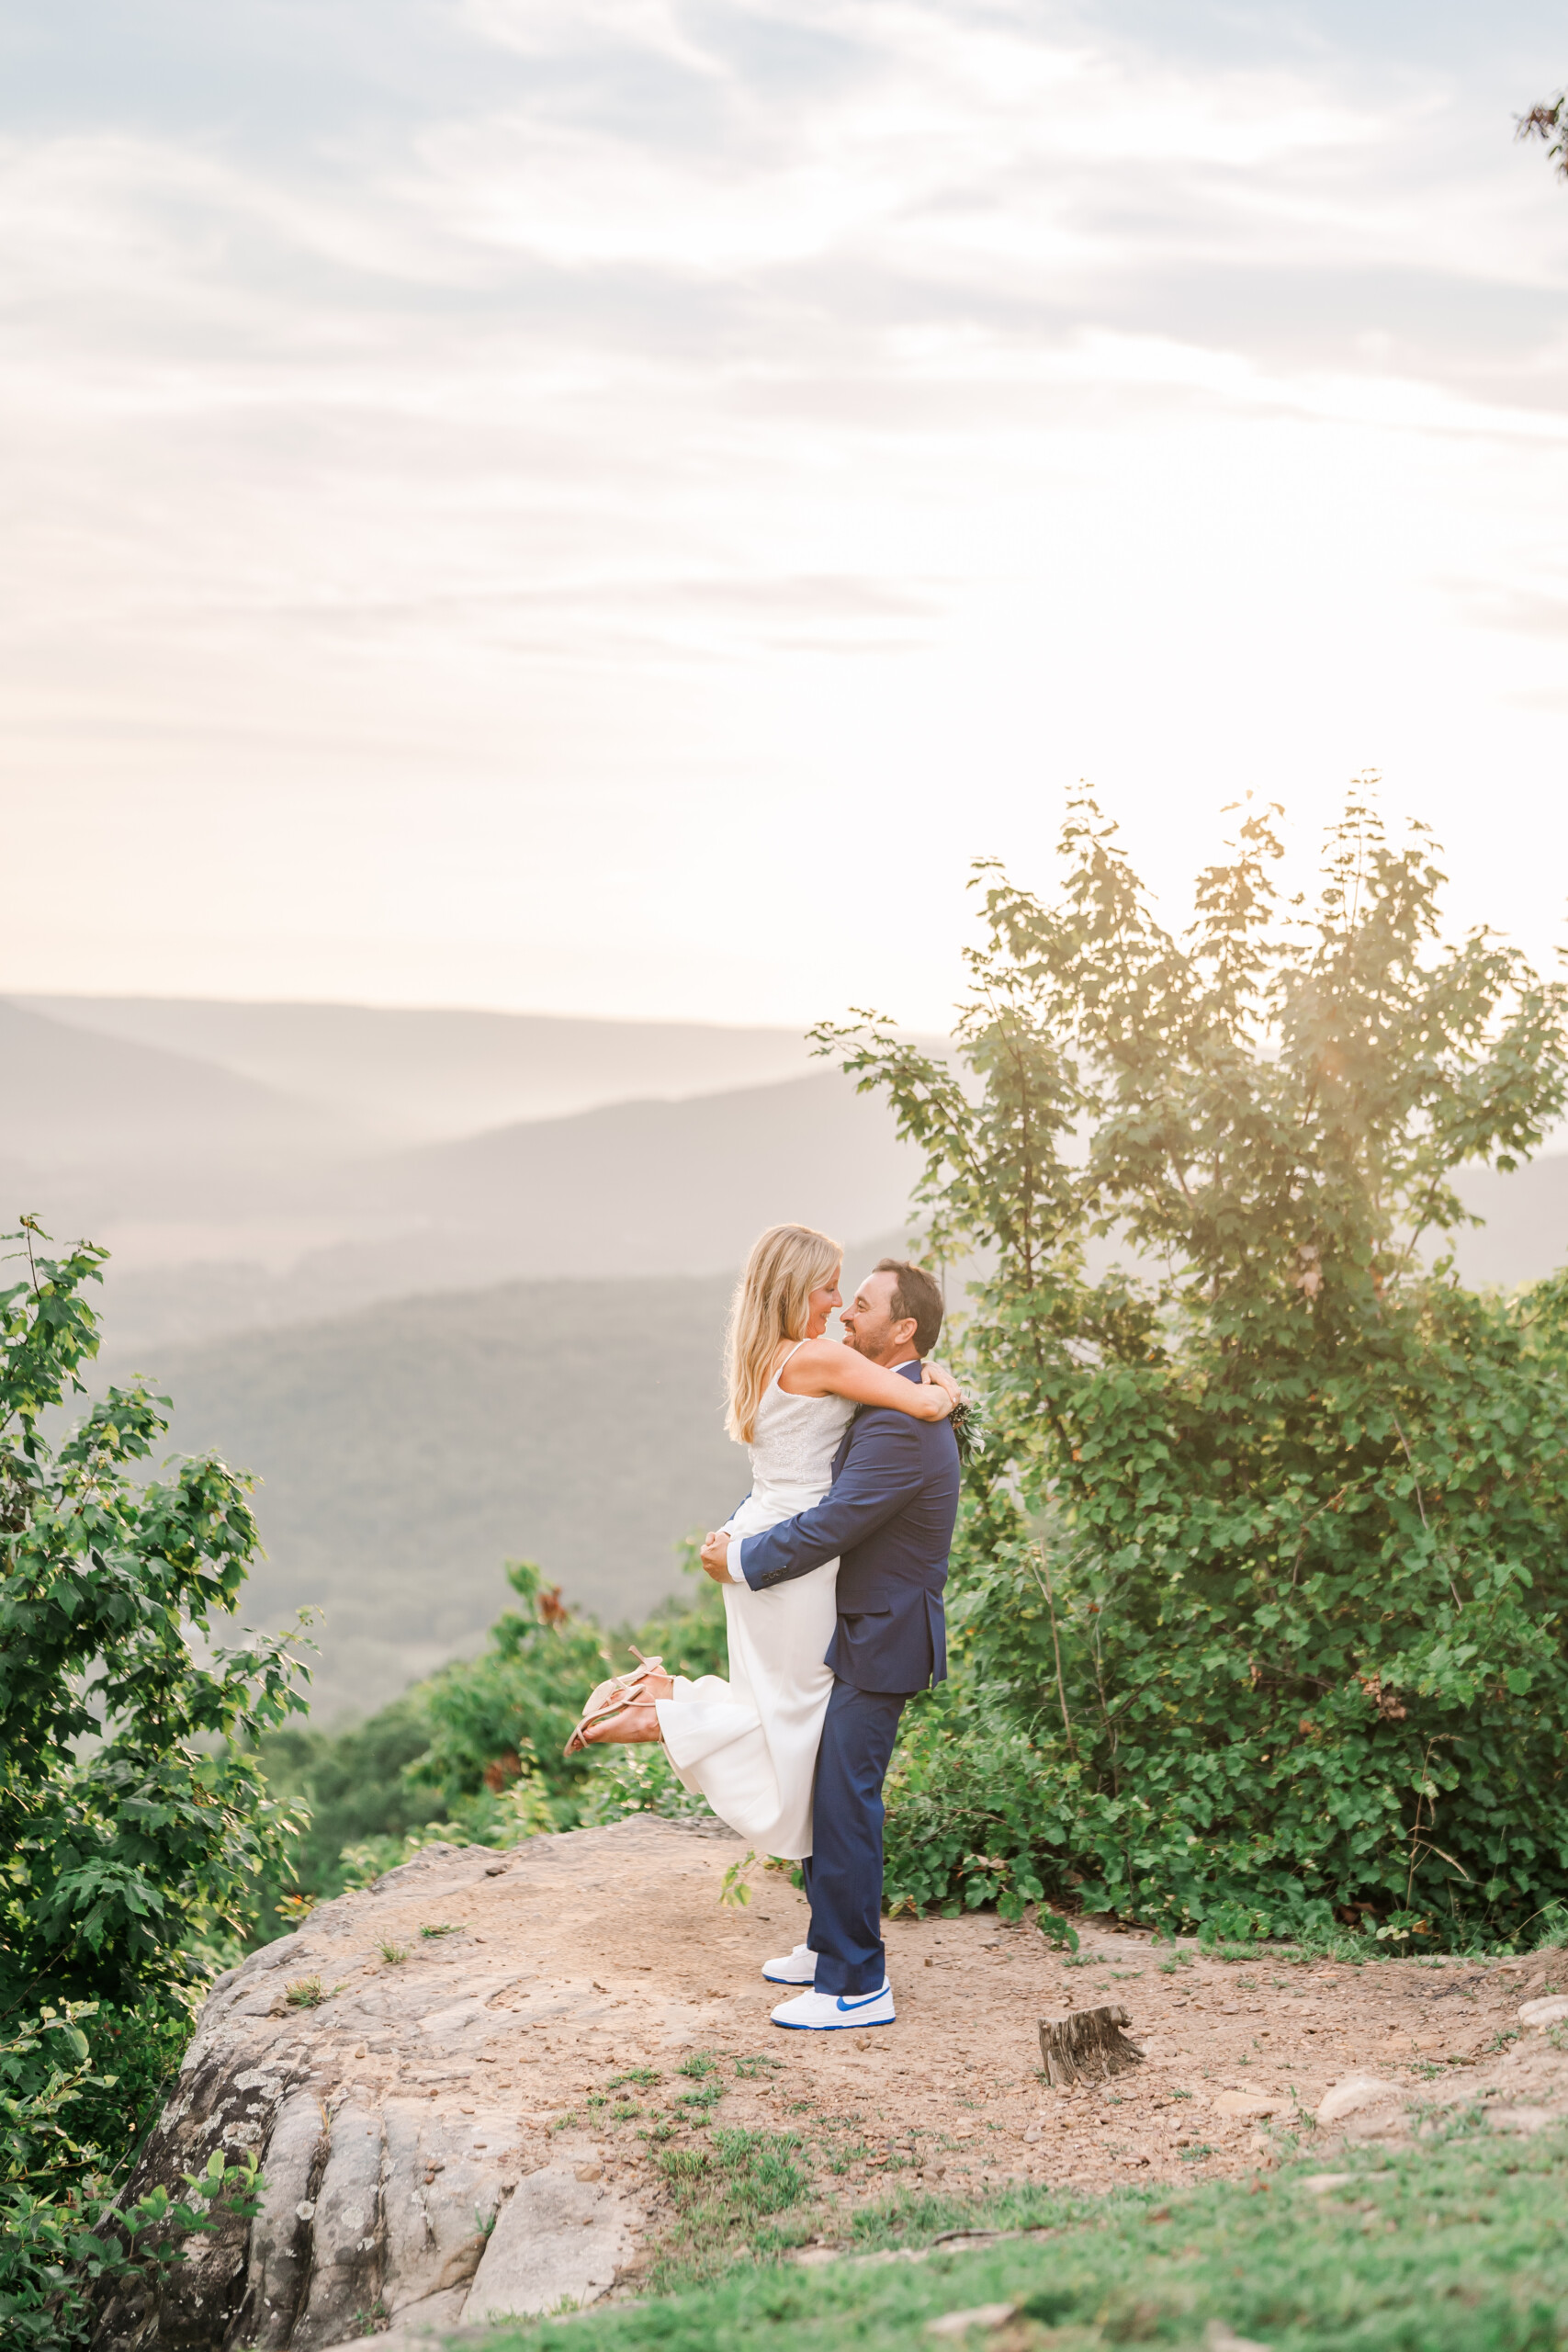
xmin=1518 ymin=1996 xmax=1568 ymax=2030
xmin=91 ymin=1832 xmax=658 ymax=2350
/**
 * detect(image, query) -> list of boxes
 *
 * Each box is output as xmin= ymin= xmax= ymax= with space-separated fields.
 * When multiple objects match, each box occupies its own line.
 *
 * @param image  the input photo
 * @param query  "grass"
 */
xmin=284 ymin=1974 xmax=325 ymax=2007
xmin=421 ymin=1921 xmax=459 ymax=1939
xmin=647 ymin=2126 xmax=816 ymax=2291
xmin=473 ymin=2122 xmax=1568 ymax=2350
xmin=378 ymin=1939 xmax=409 ymax=1965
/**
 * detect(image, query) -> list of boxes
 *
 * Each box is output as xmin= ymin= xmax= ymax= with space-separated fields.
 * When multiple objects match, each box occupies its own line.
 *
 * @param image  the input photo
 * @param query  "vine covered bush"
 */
xmin=829 ymin=794 xmax=1568 ymax=1946
xmin=0 ymin=1221 xmax=306 ymax=2341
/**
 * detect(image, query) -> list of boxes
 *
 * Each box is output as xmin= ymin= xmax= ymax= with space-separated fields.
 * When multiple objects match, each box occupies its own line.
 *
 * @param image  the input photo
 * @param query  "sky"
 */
xmin=2 ymin=0 xmax=1566 ymax=1033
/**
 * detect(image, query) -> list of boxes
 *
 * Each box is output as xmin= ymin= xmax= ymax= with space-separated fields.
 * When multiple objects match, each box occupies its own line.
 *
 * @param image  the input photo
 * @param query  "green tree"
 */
xmin=824 ymin=795 xmax=1568 ymax=1943
xmin=0 ymin=1220 xmax=308 ymax=2011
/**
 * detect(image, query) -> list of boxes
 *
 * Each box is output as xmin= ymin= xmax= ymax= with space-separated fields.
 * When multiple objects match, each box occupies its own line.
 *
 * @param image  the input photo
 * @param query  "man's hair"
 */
xmin=874 ymin=1258 xmax=944 ymax=1356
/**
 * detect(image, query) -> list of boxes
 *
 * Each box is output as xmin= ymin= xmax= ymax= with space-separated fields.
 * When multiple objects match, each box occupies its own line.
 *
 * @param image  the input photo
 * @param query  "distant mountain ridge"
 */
xmin=339 ymin=1069 xmax=925 ymax=1281
xmin=3 ymin=997 xmax=933 ymax=1343
xmin=0 ymin=1001 xmax=371 ymax=1190
xmin=17 ymin=995 xmax=929 ymax=1143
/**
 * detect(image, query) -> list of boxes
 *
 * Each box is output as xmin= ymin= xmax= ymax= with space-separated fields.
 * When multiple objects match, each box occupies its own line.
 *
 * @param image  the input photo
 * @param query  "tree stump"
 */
xmin=1037 ymin=2003 xmax=1145 ymax=2086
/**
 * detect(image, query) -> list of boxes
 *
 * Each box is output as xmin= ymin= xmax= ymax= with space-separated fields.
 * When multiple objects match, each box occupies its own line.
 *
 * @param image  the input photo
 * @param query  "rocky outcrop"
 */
xmin=92 ymin=1830 xmax=664 ymax=2351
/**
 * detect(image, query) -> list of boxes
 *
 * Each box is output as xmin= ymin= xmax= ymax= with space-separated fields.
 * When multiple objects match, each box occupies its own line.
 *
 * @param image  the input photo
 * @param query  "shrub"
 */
xmin=0 ymin=1221 xmax=309 ymax=2011
xmin=0 ymin=1221 xmax=300 ymax=2339
xmin=0 ymin=2004 xmax=254 ymax=2347
xmin=833 ymin=794 xmax=1568 ymax=1944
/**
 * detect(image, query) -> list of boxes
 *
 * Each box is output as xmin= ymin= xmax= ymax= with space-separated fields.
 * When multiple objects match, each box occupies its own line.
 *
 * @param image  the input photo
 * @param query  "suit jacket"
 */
xmin=737 ymin=1360 xmax=961 ymax=1693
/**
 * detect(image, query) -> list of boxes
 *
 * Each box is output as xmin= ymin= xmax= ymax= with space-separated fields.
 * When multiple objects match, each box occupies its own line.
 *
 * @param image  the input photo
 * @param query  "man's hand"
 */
xmin=699 ymin=1530 xmax=731 ymax=1584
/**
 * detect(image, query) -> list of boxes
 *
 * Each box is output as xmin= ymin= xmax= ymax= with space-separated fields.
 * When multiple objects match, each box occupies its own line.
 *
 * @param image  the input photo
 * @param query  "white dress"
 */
xmin=654 ymin=1345 xmax=854 ymax=1860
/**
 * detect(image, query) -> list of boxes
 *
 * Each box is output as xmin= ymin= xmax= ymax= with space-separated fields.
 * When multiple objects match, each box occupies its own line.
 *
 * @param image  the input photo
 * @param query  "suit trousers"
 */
xmin=801 ymin=1676 xmax=910 ymax=1997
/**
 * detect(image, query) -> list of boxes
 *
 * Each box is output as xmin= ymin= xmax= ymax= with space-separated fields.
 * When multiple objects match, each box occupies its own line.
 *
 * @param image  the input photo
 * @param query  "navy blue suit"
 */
xmin=737 ymin=1361 xmax=961 ymax=1996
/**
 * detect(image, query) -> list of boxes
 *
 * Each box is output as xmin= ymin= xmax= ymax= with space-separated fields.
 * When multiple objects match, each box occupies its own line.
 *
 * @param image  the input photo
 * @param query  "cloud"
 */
xmin=3 ymin=0 xmax=1568 ymax=1021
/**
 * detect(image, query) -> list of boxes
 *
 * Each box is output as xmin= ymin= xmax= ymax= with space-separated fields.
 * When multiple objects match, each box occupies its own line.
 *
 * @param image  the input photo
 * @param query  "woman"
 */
xmin=563 ymin=1222 xmax=956 ymax=1858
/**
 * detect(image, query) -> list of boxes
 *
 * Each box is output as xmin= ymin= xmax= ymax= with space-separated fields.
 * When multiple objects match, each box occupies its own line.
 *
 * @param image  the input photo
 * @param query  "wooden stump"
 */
xmin=1037 ymin=2003 xmax=1145 ymax=2086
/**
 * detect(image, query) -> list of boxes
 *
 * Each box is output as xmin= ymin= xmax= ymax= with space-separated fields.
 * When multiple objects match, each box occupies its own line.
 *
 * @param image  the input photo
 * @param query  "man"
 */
xmin=699 ymin=1258 xmax=960 ymax=2030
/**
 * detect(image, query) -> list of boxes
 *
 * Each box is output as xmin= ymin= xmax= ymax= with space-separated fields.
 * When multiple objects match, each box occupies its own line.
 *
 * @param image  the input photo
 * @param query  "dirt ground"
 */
xmin=325 ymin=1815 xmax=1568 ymax=2279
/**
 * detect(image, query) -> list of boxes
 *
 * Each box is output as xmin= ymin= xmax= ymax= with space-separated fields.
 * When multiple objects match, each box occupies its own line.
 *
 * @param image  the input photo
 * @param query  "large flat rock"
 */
xmin=93 ymin=1820 xmax=720 ymax=2350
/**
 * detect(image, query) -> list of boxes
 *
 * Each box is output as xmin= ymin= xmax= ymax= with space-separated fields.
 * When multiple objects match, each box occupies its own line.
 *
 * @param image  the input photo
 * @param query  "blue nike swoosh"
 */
xmin=835 ymin=1989 xmax=886 ymax=2011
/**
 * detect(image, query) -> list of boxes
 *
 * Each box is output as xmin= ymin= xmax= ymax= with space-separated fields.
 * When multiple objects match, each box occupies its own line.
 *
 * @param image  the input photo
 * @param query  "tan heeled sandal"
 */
xmin=563 ymin=1648 xmax=671 ymax=1757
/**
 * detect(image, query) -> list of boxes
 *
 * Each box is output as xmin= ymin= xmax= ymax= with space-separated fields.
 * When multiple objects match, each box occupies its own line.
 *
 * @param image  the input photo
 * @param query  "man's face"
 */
xmin=840 ymin=1269 xmax=918 ymax=1365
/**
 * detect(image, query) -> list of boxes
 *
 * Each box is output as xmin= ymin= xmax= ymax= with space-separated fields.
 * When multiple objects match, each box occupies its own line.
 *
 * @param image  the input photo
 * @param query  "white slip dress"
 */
xmin=654 ymin=1344 xmax=854 ymax=1860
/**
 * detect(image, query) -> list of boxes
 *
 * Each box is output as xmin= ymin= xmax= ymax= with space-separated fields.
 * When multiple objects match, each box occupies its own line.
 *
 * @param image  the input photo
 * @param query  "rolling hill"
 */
xmin=17 ymin=996 xmax=897 ymax=1143
xmin=81 ymin=1069 xmax=926 ymax=1349
xmin=0 ymin=1001 xmax=368 ymax=1190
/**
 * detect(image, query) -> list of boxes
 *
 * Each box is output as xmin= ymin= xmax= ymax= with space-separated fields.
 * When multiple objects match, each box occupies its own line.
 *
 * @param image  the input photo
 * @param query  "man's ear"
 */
xmin=892 ymin=1317 xmax=919 ymax=1351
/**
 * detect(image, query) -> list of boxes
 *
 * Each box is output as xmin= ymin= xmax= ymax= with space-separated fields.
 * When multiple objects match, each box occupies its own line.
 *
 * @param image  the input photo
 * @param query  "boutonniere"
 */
xmin=948 ymin=1396 xmax=983 ymax=1465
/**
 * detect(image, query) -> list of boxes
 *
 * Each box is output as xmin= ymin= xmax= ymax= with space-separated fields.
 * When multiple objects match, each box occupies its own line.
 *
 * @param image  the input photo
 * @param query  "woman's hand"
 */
xmin=699 ymin=1530 xmax=732 ymax=1584
xmin=915 ymin=1360 xmax=961 ymax=1420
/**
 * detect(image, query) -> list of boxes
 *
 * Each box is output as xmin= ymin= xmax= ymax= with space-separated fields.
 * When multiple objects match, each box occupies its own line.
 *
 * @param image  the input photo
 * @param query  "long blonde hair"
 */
xmin=726 ymin=1222 xmax=843 ymax=1443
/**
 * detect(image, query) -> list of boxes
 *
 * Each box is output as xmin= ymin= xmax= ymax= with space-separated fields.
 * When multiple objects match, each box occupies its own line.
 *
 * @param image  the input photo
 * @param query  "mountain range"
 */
xmin=12 ymin=990 xmax=1568 ymax=1721
xmin=16 ymin=994 xmax=902 ymax=1142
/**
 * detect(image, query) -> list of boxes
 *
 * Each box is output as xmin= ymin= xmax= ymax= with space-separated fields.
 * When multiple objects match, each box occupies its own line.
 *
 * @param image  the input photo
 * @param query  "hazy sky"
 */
xmin=3 ymin=0 xmax=1565 ymax=1031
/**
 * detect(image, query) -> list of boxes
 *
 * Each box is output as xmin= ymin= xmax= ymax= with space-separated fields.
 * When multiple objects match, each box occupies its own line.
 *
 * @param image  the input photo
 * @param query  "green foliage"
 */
xmin=248 ymin=1692 xmax=439 ymax=1922
xmin=822 ymin=796 xmax=1568 ymax=1945
xmin=0 ymin=2003 xmax=255 ymax=2349
xmin=580 ymin=1740 xmax=717 ymax=1829
xmin=62 ymin=1999 xmax=193 ymax=2180
xmin=0 ymin=1219 xmax=309 ymax=2008
xmin=1517 ymin=90 xmax=1568 ymax=180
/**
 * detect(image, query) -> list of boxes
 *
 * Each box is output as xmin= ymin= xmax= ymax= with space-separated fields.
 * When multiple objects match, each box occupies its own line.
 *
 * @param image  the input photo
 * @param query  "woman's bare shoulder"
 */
xmin=774 ymin=1336 xmax=840 ymax=1392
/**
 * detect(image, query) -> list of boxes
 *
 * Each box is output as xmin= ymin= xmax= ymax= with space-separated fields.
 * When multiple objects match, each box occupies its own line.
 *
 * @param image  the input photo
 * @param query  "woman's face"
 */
xmin=805 ymin=1265 xmax=843 ymax=1339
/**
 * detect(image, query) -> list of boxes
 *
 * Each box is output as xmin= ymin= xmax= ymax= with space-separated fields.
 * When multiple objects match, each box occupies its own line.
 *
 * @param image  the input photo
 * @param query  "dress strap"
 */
xmin=773 ymin=1338 xmax=811 ymax=1388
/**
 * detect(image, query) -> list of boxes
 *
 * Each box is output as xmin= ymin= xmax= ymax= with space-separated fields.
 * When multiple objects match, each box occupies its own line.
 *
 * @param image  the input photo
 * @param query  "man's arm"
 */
xmin=734 ymin=1412 xmax=925 ymax=1591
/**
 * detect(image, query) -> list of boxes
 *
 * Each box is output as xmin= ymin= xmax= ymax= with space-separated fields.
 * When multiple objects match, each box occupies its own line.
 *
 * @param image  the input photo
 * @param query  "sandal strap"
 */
xmin=563 ymin=1657 xmax=669 ymax=1755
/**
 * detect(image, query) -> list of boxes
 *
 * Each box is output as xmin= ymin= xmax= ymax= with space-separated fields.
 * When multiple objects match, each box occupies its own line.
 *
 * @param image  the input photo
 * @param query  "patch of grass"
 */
xmin=378 ymin=1939 xmax=409 ymax=1965
xmin=678 ymin=2051 xmax=720 ymax=2079
xmin=609 ymin=2067 xmax=661 ymax=2089
xmin=285 ymin=1974 xmax=325 ymax=2008
xmin=647 ymin=2127 xmax=814 ymax=2290
xmin=476 ymin=2125 xmax=1568 ymax=2350
xmin=420 ymin=1922 xmax=459 ymax=1939
xmin=734 ymin=2054 xmax=783 ymax=2079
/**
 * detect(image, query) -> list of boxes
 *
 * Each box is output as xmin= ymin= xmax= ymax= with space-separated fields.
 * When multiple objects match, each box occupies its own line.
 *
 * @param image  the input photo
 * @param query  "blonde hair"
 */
xmin=726 ymin=1223 xmax=843 ymax=1443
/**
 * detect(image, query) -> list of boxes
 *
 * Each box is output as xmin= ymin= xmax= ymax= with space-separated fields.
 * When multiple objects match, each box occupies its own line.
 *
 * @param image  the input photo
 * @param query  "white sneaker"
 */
xmin=770 ymin=1980 xmax=895 ymax=2030
xmin=761 ymin=1942 xmax=817 ymax=1985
